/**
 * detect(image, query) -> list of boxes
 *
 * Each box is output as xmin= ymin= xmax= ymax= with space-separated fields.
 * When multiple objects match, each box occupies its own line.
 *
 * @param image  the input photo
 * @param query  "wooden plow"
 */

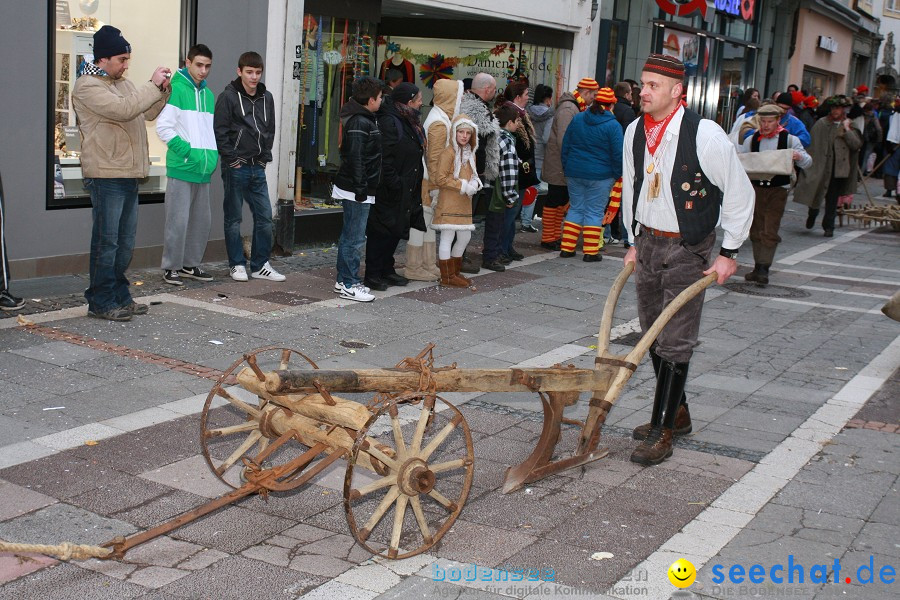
xmin=0 ymin=265 xmax=715 ymax=562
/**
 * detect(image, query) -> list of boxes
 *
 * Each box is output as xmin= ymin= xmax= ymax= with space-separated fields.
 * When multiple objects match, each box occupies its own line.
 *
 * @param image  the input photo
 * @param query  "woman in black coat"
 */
xmin=364 ymin=83 xmax=427 ymax=290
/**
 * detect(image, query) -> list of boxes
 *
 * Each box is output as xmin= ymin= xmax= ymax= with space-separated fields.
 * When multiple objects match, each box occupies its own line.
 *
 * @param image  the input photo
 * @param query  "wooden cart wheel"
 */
xmin=344 ymin=395 xmax=474 ymax=559
xmin=201 ymin=347 xmax=320 ymax=488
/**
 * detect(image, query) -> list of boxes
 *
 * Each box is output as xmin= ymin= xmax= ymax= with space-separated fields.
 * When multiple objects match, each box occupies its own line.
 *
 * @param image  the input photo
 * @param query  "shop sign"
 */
xmin=655 ymin=0 xmax=709 ymax=20
xmin=714 ymin=0 xmax=755 ymax=22
xmin=818 ymin=36 xmax=839 ymax=53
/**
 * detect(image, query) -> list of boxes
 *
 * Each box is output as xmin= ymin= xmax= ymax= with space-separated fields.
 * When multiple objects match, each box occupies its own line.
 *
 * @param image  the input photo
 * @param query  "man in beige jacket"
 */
xmin=72 ymin=25 xmax=171 ymax=321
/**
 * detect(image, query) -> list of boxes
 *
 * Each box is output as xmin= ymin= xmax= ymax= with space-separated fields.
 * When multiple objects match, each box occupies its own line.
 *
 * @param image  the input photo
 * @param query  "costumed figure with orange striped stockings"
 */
xmin=558 ymin=88 xmax=623 ymax=261
xmin=539 ymin=78 xmax=599 ymax=250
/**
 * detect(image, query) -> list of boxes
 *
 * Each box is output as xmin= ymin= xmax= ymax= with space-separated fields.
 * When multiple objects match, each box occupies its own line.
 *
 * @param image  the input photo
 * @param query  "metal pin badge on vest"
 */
xmin=685 ymin=201 xmax=694 ymax=210
xmin=699 ymin=188 xmax=707 ymax=198
xmin=681 ymin=164 xmax=688 ymax=171
xmin=690 ymin=190 xmax=698 ymax=197
xmin=681 ymin=182 xmax=690 ymax=191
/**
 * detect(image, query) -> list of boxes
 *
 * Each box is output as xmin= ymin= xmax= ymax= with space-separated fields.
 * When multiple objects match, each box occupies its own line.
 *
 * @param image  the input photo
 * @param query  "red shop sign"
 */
xmin=655 ymin=0 xmax=709 ymax=19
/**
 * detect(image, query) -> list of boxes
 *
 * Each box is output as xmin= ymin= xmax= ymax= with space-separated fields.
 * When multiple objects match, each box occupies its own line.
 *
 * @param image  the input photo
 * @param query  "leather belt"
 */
xmin=641 ymin=225 xmax=681 ymax=238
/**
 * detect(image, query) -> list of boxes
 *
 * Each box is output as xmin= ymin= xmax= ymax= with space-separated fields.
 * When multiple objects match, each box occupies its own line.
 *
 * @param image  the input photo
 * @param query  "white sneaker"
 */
xmin=334 ymin=281 xmax=370 ymax=294
xmin=230 ymin=265 xmax=249 ymax=282
xmin=251 ymin=262 xmax=286 ymax=282
xmin=337 ymin=282 xmax=375 ymax=302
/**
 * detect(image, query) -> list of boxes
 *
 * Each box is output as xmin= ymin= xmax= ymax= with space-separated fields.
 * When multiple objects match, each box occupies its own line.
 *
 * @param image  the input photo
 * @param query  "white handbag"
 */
xmin=738 ymin=149 xmax=795 ymax=181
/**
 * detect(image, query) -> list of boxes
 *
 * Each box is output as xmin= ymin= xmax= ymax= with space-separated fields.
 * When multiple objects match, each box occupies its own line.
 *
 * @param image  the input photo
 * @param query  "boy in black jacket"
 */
xmin=213 ymin=51 xmax=285 ymax=283
xmin=333 ymin=76 xmax=383 ymax=302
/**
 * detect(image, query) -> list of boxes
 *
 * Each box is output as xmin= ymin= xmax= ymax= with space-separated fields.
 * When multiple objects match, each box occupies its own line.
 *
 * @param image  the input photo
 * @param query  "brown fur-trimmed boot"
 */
xmin=438 ymin=259 xmax=453 ymax=286
xmin=451 ymin=257 xmax=471 ymax=286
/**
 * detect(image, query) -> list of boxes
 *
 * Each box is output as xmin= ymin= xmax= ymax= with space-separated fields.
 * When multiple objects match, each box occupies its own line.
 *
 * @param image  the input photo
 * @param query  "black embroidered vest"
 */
xmin=632 ymin=109 xmax=724 ymax=245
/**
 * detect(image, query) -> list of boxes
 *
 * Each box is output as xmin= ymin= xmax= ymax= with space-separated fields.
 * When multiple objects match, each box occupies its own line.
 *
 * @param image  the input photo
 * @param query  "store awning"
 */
xmin=302 ymin=0 xmax=575 ymax=49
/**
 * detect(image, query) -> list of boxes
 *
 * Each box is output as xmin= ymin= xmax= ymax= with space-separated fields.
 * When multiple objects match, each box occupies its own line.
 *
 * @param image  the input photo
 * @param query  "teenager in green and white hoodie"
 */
xmin=156 ymin=44 xmax=219 ymax=286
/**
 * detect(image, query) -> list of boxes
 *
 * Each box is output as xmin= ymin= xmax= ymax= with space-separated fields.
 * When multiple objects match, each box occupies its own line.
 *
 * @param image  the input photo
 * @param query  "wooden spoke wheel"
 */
xmin=201 ymin=347 xmax=320 ymax=488
xmin=344 ymin=395 xmax=474 ymax=559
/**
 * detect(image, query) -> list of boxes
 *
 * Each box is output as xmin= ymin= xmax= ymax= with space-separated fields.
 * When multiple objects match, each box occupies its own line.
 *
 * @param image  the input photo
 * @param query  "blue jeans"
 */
xmin=222 ymin=164 xmax=273 ymax=272
xmin=336 ymin=199 xmax=371 ymax=286
xmin=84 ymin=178 xmax=139 ymax=313
xmin=520 ymin=198 xmax=535 ymax=228
xmin=566 ymin=177 xmax=614 ymax=228
xmin=501 ymin=194 xmax=522 ymax=255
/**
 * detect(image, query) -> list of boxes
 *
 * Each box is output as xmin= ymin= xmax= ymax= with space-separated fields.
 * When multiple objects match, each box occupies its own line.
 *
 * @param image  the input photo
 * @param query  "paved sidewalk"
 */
xmin=0 ymin=192 xmax=898 ymax=599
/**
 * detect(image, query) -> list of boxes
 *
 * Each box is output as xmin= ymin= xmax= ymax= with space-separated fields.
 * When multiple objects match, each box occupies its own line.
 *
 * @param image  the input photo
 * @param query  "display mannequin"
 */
xmin=380 ymin=52 xmax=414 ymax=83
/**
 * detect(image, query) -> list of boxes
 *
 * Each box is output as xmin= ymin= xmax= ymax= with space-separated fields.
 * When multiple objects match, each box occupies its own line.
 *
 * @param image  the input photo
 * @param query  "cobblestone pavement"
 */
xmin=0 ymin=189 xmax=898 ymax=599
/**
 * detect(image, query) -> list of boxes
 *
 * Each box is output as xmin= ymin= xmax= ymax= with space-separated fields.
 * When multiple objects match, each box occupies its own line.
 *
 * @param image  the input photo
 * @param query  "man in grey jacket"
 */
xmin=458 ymin=72 xmax=501 ymax=272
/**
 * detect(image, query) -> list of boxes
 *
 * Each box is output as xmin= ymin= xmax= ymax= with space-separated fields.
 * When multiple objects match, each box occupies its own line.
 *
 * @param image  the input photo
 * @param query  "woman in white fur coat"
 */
xmin=431 ymin=115 xmax=481 ymax=287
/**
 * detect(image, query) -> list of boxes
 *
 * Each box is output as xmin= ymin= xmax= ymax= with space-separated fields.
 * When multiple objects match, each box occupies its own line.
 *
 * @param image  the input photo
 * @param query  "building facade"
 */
xmin=2 ymin=0 xmax=598 ymax=279
xmin=873 ymin=0 xmax=900 ymax=94
xmin=596 ymin=0 xmax=882 ymax=129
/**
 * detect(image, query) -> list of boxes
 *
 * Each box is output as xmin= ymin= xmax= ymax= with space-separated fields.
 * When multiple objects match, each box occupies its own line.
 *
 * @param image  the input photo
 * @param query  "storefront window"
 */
xmin=717 ymin=43 xmax=753 ymax=131
xmin=599 ymin=20 xmax=626 ymax=87
xmin=295 ymin=15 xmax=376 ymax=208
xmin=49 ymin=0 xmax=190 ymax=209
xmin=654 ymin=3 xmax=760 ymax=122
xmin=802 ymin=68 xmax=836 ymax=98
xmin=295 ymin=21 xmax=571 ymax=208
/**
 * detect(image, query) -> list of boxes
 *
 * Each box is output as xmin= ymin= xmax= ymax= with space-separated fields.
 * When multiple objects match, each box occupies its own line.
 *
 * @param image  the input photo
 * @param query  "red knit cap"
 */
xmin=595 ymin=87 xmax=616 ymax=105
xmin=576 ymin=78 xmax=600 ymax=90
xmin=805 ymin=95 xmax=818 ymax=108
xmin=642 ymin=54 xmax=685 ymax=80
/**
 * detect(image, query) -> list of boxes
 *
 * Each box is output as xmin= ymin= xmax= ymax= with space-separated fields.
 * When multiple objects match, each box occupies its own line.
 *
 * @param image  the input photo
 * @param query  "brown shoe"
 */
xmin=632 ymin=404 xmax=691 ymax=440
xmin=451 ymin=257 xmax=472 ymax=286
xmin=630 ymin=428 xmax=674 ymax=465
xmin=459 ymin=254 xmax=480 ymax=275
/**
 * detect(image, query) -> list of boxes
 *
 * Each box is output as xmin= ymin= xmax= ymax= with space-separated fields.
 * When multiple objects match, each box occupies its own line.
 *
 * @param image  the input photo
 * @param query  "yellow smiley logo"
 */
xmin=668 ymin=558 xmax=697 ymax=588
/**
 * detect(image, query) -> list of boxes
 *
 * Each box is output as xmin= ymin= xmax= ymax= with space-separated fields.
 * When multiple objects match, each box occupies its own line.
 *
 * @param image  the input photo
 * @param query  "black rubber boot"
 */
xmin=745 ymin=264 xmax=764 ymax=283
xmin=662 ymin=361 xmax=690 ymax=430
xmin=631 ymin=360 xmax=690 ymax=466
xmin=805 ymin=209 xmax=818 ymax=230
xmin=633 ymin=350 xmax=690 ymax=440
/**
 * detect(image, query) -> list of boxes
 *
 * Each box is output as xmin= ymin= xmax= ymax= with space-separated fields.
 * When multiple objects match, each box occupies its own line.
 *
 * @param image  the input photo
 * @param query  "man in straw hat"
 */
xmin=621 ymin=54 xmax=754 ymax=466
xmin=793 ymin=95 xmax=862 ymax=237
xmin=738 ymin=102 xmax=812 ymax=285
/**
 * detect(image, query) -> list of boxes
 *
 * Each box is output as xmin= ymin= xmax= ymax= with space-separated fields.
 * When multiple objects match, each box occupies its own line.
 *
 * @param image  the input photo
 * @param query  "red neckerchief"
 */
xmin=643 ymin=105 xmax=680 ymax=156
xmin=758 ymin=125 xmax=785 ymax=140
xmin=573 ymin=90 xmax=587 ymax=112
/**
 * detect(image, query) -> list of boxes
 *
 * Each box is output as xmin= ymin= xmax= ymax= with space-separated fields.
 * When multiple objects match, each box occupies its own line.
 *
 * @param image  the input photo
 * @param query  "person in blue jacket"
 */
xmin=559 ymin=87 xmax=624 ymax=261
xmin=774 ymin=92 xmax=811 ymax=147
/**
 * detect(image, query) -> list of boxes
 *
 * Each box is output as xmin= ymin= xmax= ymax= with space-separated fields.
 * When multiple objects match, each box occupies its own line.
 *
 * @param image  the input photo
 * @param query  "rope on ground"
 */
xmin=0 ymin=539 xmax=112 ymax=561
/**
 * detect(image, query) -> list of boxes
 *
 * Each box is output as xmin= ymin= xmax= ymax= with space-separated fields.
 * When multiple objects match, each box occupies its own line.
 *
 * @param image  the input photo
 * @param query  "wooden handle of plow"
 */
xmin=597 ymin=263 xmax=634 ymax=358
xmin=624 ymin=272 xmax=717 ymax=367
xmin=0 ymin=539 xmax=112 ymax=561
